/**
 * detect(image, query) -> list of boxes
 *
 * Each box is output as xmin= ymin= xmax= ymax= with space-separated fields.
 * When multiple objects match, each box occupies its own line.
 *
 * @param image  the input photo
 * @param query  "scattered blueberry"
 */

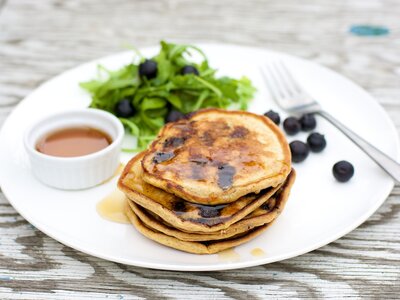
xmin=181 ymin=65 xmax=199 ymax=75
xmin=307 ymin=132 xmax=326 ymax=153
xmin=115 ymin=99 xmax=135 ymax=118
xmin=300 ymin=113 xmax=317 ymax=131
xmin=290 ymin=141 xmax=309 ymax=163
xmin=166 ymin=109 xmax=185 ymax=123
xmin=332 ymin=160 xmax=354 ymax=182
xmin=264 ymin=110 xmax=280 ymax=125
xmin=139 ymin=59 xmax=158 ymax=79
xmin=283 ymin=117 xmax=301 ymax=135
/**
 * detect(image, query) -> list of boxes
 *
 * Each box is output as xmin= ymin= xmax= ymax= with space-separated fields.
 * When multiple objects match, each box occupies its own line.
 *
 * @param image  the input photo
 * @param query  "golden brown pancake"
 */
xmin=141 ymin=109 xmax=291 ymax=205
xmin=127 ymin=170 xmax=295 ymax=241
xmin=126 ymin=207 xmax=272 ymax=255
xmin=118 ymin=152 xmax=294 ymax=233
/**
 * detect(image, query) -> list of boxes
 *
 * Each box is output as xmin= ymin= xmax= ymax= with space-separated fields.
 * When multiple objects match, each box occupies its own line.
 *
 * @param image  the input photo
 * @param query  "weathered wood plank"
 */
xmin=0 ymin=0 xmax=399 ymax=299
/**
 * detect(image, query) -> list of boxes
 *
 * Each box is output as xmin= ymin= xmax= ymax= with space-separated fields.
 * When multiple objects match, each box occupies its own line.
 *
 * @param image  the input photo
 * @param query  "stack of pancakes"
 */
xmin=118 ymin=109 xmax=295 ymax=254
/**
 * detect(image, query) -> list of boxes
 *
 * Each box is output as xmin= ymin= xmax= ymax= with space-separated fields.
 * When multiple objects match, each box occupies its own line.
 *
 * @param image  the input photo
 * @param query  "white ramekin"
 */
xmin=24 ymin=109 xmax=124 ymax=190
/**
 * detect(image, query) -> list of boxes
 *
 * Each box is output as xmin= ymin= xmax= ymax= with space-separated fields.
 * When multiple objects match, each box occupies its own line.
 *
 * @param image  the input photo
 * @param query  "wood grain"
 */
xmin=0 ymin=0 xmax=399 ymax=299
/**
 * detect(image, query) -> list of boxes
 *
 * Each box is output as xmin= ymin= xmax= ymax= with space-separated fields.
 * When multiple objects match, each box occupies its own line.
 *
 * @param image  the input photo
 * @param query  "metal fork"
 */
xmin=261 ymin=61 xmax=400 ymax=183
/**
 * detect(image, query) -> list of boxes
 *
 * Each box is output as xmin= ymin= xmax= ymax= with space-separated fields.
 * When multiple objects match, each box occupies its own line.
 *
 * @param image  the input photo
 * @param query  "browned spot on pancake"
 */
xmin=153 ymin=152 xmax=175 ymax=164
xmin=231 ymin=126 xmax=249 ymax=138
xmin=163 ymin=137 xmax=186 ymax=149
xmin=213 ymin=120 xmax=231 ymax=132
xmin=244 ymin=161 xmax=261 ymax=167
xmin=200 ymin=130 xmax=215 ymax=147
xmin=173 ymin=121 xmax=197 ymax=138
xmin=217 ymin=163 xmax=236 ymax=190
xmin=196 ymin=120 xmax=231 ymax=147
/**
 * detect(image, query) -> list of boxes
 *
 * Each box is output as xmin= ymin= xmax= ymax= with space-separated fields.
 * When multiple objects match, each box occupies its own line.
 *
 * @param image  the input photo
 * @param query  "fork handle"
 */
xmin=317 ymin=110 xmax=400 ymax=183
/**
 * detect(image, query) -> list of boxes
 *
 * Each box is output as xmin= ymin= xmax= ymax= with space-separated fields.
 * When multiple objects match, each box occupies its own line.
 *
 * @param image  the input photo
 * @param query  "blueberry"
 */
xmin=139 ymin=59 xmax=158 ymax=79
xmin=333 ymin=161 xmax=354 ymax=182
xmin=264 ymin=110 xmax=280 ymax=125
xmin=307 ymin=132 xmax=326 ymax=153
xmin=289 ymin=141 xmax=309 ymax=163
xmin=181 ymin=65 xmax=199 ymax=75
xmin=283 ymin=117 xmax=301 ymax=135
xmin=166 ymin=109 xmax=185 ymax=123
xmin=115 ymin=99 xmax=135 ymax=118
xmin=299 ymin=113 xmax=316 ymax=131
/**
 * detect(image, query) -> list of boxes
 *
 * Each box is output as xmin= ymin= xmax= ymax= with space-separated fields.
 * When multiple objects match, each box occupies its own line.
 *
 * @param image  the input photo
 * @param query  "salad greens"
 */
xmin=80 ymin=41 xmax=256 ymax=151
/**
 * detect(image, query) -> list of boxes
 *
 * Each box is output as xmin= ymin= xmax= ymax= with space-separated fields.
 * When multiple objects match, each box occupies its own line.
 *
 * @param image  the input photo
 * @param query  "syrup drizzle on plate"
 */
xmin=97 ymin=189 xmax=130 ymax=224
xmin=251 ymin=247 xmax=265 ymax=257
xmin=218 ymin=248 xmax=241 ymax=262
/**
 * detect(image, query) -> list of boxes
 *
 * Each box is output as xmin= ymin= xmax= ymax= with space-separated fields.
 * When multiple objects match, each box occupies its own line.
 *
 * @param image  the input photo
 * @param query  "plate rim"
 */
xmin=0 ymin=43 xmax=398 ymax=271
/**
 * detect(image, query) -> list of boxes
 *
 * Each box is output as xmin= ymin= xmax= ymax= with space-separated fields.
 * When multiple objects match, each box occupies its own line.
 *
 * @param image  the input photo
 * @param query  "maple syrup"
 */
xmin=36 ymin=127 xmax=112 ymax=157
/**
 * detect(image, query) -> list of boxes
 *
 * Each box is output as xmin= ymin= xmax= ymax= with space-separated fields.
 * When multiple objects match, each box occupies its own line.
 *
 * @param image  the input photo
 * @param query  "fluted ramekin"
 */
xmin=24 ymin=109 xmax=124 ymax=190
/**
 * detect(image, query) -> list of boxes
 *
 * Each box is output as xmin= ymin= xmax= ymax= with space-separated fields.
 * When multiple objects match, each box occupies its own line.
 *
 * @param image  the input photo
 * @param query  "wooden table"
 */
xmin=1 ymin=0 xmax=399 ymax=298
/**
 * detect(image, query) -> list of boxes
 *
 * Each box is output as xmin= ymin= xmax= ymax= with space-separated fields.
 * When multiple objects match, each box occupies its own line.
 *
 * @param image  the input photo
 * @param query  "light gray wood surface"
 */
xmin=0 ymin=0 xmax=399 ymax=299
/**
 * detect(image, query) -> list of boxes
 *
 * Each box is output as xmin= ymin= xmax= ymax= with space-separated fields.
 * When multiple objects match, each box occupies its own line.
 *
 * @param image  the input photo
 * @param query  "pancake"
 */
xmin=126 ymin=207 xmax=271 ymax=255
xmin=118 ymin=152 xmax=294 ymax=233
xmin=127 ymin=170 xmax=295 ymax=241
xmin=141 ymin=109 xmax=291 ymax=205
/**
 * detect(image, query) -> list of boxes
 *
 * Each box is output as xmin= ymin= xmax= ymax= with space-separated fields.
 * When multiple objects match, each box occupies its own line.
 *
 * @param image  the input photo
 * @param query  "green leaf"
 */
xmin=120 ymin=118 xmax=140 ymax=136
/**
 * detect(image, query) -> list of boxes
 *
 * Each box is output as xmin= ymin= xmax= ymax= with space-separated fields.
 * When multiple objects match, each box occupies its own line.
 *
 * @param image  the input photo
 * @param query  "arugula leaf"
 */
xmin=80 ymin=41 xmax=256 ymax=151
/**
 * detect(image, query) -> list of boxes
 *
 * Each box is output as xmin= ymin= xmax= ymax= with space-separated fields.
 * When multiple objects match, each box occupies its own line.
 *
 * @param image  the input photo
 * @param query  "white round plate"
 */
xmin=0 ymin=44 xmax=398 ymax=271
